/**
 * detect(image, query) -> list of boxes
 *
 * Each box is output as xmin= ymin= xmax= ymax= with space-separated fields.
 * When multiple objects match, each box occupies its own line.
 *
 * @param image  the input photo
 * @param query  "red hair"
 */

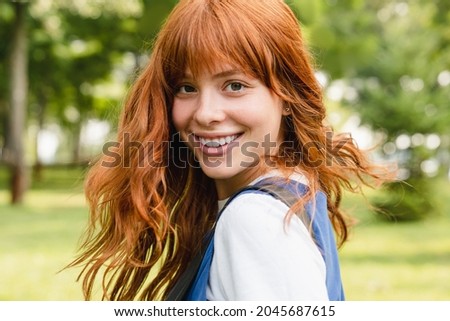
xmin=70 ymin=0 xmax=386 ymax=300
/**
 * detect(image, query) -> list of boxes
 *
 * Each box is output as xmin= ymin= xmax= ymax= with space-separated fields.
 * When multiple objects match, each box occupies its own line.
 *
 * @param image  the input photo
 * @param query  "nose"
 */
xmin=193 ymin=90 xmax=226 ymax=126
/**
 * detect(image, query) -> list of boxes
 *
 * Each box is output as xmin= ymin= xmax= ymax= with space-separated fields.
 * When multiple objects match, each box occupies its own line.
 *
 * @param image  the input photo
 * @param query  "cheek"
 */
xmin=171 ymin=101 xmax=189 ymax=132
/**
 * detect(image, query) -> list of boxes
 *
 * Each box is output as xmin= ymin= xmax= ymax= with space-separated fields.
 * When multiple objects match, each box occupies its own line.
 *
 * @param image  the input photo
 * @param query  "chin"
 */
xmin=199 ymin=163 xmax=240 ymax=180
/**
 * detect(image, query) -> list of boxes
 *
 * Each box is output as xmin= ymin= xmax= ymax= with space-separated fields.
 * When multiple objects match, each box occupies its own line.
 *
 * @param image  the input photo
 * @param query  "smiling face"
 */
xmin=172 ymin=64 xmax=288 ymax=199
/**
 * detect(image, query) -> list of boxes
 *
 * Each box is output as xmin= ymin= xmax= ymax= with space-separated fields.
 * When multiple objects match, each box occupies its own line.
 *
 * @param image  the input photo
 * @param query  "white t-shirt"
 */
xmin=206 ymin=173 xmax=328 ymax=300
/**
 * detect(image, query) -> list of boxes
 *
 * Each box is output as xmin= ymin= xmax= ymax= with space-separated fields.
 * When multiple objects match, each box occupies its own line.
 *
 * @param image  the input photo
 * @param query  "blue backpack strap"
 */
xmin=166 ymin=184 xmax=254 ymax=300
xmin=255 ymin=178 xmax=345 ymax=300
xmin=182 ymin=178 xmax=345 ymax=301
xmin=181 ymin=184 xmax=257 ymax=300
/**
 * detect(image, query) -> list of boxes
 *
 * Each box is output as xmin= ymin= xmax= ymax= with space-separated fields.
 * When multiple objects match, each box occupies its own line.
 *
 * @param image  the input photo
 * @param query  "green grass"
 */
xmin=0 ymin=167 xmax=87 ymax=300
xmin=1 ymin=166 xmax=449 ymax=300
xmin=339 ymin=183 xmax=450 ymax=300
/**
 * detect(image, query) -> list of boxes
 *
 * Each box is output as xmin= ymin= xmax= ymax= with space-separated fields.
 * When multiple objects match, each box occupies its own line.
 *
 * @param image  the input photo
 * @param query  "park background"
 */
xmin=1 ymin=0 xmax=449 ymax=300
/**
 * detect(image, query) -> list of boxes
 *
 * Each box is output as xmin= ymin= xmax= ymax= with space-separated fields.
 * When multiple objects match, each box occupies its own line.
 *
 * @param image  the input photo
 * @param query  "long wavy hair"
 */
xmin=70 ymin=0 xmax=387 ymax=300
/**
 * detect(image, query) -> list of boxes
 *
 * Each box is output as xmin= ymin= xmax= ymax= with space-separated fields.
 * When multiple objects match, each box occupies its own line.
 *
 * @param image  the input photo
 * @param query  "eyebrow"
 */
xmin=212 ymin=69 xmax=243 ymax=79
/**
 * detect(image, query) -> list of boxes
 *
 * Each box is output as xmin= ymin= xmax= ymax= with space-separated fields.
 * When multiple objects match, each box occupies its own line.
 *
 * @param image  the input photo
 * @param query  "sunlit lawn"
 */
xmin=340 ymin=184 xmax=450 ymax=300
xmin=1 ymin=166 xmax=449 ymax=300
xmin=0 ymin=167 xmax=87 ymax=300
xmin=0 ymin=200 xmax=86 ymax=300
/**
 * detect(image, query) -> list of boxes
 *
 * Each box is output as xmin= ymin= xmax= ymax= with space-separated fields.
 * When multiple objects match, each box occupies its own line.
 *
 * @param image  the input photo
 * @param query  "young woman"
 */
xmin=71 ymin=0 xmax=385 ymax=300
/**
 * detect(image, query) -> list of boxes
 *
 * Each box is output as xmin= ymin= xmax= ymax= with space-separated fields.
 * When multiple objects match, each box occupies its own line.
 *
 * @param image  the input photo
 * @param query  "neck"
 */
xmin=214 ymin=163 xmax=270 ymax=200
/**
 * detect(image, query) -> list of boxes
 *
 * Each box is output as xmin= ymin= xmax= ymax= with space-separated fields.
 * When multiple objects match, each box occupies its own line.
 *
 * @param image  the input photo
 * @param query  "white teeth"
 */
xmin=199 ymin=135 xmax=238 ymax=147
xmin=206 ymin=141 xmax=221 ymax=147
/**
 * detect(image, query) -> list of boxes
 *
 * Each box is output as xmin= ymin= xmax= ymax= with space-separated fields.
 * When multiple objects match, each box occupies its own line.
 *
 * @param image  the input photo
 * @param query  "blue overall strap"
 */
xmin=183 ymin=185 xmax=252 ymax=300
xmin=253 ymin=178 xmax=345 ymax=300
xmin=184 ymin=178 xmax=345 ymax=301
xmin=166 ymin=184 xmax=251 ymax=300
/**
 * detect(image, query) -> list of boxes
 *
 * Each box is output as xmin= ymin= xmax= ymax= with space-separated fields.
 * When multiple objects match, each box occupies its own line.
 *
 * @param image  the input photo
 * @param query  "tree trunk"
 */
xmin=8 ymin=2 xmax=29 ymax=204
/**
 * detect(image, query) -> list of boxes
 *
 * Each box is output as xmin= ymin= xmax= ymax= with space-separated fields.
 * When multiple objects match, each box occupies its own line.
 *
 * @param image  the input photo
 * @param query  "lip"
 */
xmin=189 ymin=132 xmax=242 ymax=157
xmin=192 ymin=131 xmax=242 ymax=138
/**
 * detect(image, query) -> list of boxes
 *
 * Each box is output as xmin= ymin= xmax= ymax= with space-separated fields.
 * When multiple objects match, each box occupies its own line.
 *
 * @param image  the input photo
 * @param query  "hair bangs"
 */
xmin=159 ymin=0 xmax=275 ymax=88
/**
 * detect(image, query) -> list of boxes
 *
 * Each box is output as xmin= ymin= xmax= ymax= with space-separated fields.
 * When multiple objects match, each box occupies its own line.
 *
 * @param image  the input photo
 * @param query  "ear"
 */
xmin=282 ymin=104 xmax=291 ymax=116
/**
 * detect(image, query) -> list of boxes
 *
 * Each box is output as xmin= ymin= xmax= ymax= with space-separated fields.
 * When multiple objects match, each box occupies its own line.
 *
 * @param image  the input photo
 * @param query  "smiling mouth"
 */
xmin=188 ymin=134 xmax=243 ymax=156
xmin=196 ymin=134 xmax=240 ymax=147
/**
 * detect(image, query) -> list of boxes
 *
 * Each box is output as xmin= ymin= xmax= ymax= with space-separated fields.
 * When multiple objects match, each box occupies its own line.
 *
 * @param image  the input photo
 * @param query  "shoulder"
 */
xmin=216 ymin=171 xmax=313 ymax=235
xmin=216 ymin=191 xmax=312 ymax=245
xmin=218 ymin=192 xmax=289 ymax=229
xmin=209 ymin=187 xmax=328 ymax=300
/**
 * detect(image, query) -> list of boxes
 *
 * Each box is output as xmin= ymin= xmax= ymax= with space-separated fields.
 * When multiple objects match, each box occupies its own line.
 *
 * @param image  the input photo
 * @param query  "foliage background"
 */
xmin=0 ymin=0 xmax=449 ymax=300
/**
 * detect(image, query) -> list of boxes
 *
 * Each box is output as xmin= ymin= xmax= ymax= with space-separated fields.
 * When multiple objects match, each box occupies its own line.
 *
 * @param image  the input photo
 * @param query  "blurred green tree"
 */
xmin=1 ymin=0 xmax=180 ymax=203
xmin=1 ymin=0 xmax=144 ymax=203
xmin=5 ymin=1 xmax=29 ymax=204
xmin=292 ymin=0 xmax=450 ymax=220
